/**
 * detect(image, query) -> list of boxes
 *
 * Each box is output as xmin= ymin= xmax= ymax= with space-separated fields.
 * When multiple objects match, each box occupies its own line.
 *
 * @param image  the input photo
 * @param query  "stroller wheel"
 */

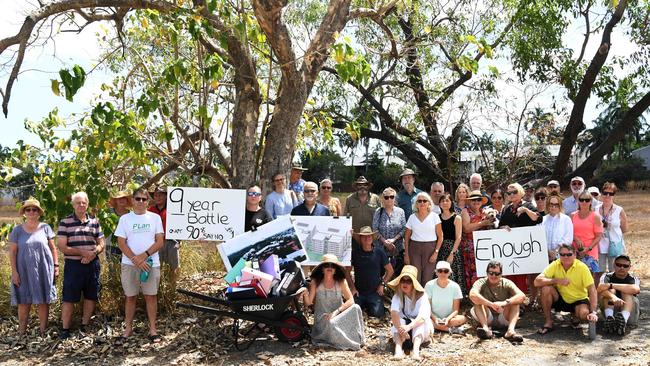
xmin=275 ymin=311 xmax=308 ymax=342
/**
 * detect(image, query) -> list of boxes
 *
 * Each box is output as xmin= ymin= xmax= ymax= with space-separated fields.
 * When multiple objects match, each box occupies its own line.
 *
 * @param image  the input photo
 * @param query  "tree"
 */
xmin=0 ymin=0 xmax=396 ymax=222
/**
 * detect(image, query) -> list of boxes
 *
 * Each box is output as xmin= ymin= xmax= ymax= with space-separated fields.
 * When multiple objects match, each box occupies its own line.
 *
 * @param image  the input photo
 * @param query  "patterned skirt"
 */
xmin=461 ymin=237 xmax=477 ymax=294
xmin=436 ymin=239 xmax=466 ymax=294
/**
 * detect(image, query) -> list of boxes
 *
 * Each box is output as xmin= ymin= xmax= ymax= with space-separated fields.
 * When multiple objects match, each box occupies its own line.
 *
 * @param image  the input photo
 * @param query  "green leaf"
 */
xmin=51 ymin=79 xmax=60 ymax=96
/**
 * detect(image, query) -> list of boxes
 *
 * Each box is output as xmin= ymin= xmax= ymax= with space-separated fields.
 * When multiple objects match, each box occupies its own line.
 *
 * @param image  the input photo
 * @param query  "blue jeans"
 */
xmin=355 ymin=291 xmax=385 ymax=318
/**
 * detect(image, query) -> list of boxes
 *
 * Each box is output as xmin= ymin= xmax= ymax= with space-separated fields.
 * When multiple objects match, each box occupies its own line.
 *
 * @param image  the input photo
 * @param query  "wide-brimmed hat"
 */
xmin=313 ymin=254 xmax=346 ymax=273
xmin=467 ymin=190 xmax=488 ymax=205
xmin=353 ymin=226 xmax=378 ymax=241
xmin=291 ymin=164 xmax=308 ymax=171
xmin=19 ymin=197 xmax=44 ymax=215
xmin=108 ymin=190 xmax=133 ymax=208
xmin=352 ymin=176 xmax=373 ymax=189
xmin=387 ymin=265 xmax=424 ymax=293
xmin=399 ymin=168 xmax=417 ymax=178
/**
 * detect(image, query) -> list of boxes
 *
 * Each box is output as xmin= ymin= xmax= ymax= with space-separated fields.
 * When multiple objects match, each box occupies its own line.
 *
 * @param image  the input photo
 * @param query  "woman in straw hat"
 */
xmin=304 ymin=254 xmax=364 ymax=350
xmin=460 ymin=190 xmax=494 ymax=293
xmin=106 ymin=190 xmax=133 ymax=260
xmin=388 ymin=265 xmax=432 ymax=360
xmin=8 ymin=198 xmax=58 ymax=336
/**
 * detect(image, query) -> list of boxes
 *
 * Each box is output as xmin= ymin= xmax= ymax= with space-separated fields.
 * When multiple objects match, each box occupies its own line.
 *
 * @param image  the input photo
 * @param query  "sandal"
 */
xmin=148 ymin=334 xmax=162 ymax=343
xmin=476 ymin=327 xmax=493 ymax=340
xmin=537 ymin=326 xmax=554 ymax=335
xmin=505 ymin=332 xmax=524 ymax=343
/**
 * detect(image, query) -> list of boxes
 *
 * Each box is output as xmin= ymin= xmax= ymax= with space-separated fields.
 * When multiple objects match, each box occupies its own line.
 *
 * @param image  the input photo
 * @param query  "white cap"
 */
xmin=587 ymin=186 xmax=600 ymax=195
xmin=571 ymin=176 xmax=585 ymax=184
xmin=547 ymin=180 xmax=560 ymax=186
xmin=436 ymin=261 xmax=451 ymax=270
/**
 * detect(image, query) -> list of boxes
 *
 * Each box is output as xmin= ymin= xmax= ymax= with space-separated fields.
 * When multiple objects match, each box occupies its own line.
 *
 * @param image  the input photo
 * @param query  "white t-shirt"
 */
xmin=115 ymin=211 xmax=164 ymax=267
xmin=406 ymin=212 xmax=440 ymax=241
xmin=390 ymin=292 xmax=431 ymax=320
xmin=424 ymin=278 xmax=463 ymax=318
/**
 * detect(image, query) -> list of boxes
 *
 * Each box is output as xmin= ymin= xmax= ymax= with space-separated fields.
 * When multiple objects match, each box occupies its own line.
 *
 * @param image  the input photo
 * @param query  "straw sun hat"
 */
xmin=19 ymin=197 xmax=44 ymax=215
xmin=108 ymin=190 xmax=133 ymax=208
xmin=313 ymin=253 xmax=346 ymax=273
xmin=387 ymin=265 xmax=425 ymax=293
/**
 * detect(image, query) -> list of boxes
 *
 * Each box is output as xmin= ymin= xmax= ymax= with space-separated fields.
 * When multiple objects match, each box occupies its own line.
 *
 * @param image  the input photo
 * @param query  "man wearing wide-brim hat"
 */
xmin=289 ymin=164 xmax=308 ymax=202
xmin=349 ymin=226 xmax=394 ymax=318
xmin=106 ymin=190 xmax=133 ymax=260
xmin=397 ymin=168 xmax=422 ymax=219
xmin=344 ymin=176 xmax=382 ymax=234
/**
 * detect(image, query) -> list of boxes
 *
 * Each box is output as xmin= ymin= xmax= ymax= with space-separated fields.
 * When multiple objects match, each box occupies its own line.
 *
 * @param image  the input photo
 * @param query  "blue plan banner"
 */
xmin=473 ymin=226 xmax=549 ymax=277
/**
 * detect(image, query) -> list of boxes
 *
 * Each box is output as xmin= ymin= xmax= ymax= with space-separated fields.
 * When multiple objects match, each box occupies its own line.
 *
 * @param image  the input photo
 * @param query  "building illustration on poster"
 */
xmin=292 ymin=216 xmax=352 ymax=265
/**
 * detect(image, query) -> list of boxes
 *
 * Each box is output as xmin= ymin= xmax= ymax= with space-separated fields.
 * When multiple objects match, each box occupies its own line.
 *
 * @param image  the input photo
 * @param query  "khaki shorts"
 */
xmin=470 ymin=306 xmax=509 ymax=328
xmin=159 ymin=240 xmax=180 ymax=270
xmin=121 ymin=264 xmax=161 ymax=297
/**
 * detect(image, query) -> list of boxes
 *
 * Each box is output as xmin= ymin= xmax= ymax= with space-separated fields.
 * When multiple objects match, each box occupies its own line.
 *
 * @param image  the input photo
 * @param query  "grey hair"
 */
xmin=320 ymin=178 xmax=333 ymax=186
xmin=71 ymin=191 xmax=88 ymax=203
xmin=470 ymin=173 xmax=482 ymax=183
xmin=411 ymin=192 xmax=434 ymax=213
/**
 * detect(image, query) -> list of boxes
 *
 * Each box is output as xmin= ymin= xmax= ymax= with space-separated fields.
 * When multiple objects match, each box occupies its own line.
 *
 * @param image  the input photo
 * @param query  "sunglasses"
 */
xmin=548 ymin=202 xmax=560 ymax=207
xmin=590 ymin=192 xmax=599 ymax=197
xmin=416 ymin=199 xmax=428 ymax=204
xmin=487 ymin=271 xmax=501 ymax=276
xmin=579 ymin=198 xmax=591 ymax=203
xmin=548 ymin=184 xmax=559 ymax=188
xmin=24 ymin=207 xmax=40 ymax=213
xmin=134 ymin=197 xmax=148 ymax=202
xmin=247 ymin=192 xmax=262 ymax=197
xmin=559 ymin=252 xmax=574 ymax=257
xmin=492 ymin=196 xmax=503 ymax=200
xmin=303 ymin=189 xmax=317 ymax=194
xmin=321 ymin=186 xmax=332 ymax=190
xmin=400 ymin=278 xmax=413 ymax=284
xmin=602 ymin=191 xmax=615 ymax=196
xmin=436 ymin=268 xmax=450 ymax=274
xmin=384 ymin=195 xmax=395 ymax=200
xmin=322 ymin=263 xmax=336 ymax=269
xmin=571 ymin=181 xmax=583 ymax=186
xmin=535 ymin=195 xmax=547 ymax=200
xmin=506 ymin=191 xmax=517 ymax=195
xmin=614 ymin=263 xmax=630 ymax=269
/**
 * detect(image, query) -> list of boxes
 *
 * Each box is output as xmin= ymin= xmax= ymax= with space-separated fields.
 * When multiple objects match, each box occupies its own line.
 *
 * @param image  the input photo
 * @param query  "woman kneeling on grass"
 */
xmin=8 ymin=198 xmax=59 ymax=336
xmin=389 ymin=265 xmax=432 ymax=360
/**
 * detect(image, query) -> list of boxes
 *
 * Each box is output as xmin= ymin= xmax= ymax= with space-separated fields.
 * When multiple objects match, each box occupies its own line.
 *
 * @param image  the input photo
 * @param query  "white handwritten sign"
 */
xmin=473 ymin=226 xmax=549 ymax=277
xmin=166 ymin=187 xmax=245 ymax=241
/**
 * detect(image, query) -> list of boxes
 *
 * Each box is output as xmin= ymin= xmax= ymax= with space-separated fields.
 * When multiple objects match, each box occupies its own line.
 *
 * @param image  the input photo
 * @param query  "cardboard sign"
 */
xmin=217 ymin=216 xmax=307 ymax=271
xmin=166 ymin=187 xmax=245 ymax=241
xmin=473 ymin=226 xmax=549 ymax=277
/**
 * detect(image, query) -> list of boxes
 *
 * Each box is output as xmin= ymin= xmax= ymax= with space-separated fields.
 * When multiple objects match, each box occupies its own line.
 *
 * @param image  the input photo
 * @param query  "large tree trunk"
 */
xmin=551 ymin=0 xmax=628 ymax=182
xmin=571 ymin=90 xmax=650 ymax=180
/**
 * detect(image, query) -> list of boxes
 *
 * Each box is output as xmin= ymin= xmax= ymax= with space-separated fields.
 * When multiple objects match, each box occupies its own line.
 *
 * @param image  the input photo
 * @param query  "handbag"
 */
xmin=604 ymin=230 xmax=625 ymax=257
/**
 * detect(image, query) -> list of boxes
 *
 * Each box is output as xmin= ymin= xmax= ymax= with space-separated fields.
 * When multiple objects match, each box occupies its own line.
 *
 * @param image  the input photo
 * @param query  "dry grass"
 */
xmin=615 ymin=192 xmax=650 ymax=279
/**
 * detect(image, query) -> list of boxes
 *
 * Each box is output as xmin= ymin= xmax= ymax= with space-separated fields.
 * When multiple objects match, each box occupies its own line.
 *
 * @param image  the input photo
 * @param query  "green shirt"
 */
xmin=344 ymin=192 xmax=382 ymax=232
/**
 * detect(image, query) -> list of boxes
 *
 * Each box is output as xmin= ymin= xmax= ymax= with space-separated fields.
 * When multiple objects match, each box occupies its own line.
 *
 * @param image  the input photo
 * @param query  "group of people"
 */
xmin=7 ymin=164 xmax=641 ymax=354
xmin=8 ymin=187 xmax=178 ymax=342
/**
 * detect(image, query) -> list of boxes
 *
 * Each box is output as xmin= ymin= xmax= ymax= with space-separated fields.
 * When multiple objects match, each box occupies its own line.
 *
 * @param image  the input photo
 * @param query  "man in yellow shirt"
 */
xmin=534 ymin=244 xmax=598 ymax=339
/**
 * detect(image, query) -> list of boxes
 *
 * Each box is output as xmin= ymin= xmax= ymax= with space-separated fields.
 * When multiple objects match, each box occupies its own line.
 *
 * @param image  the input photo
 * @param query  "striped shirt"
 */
xmin=57 ymin=213 xmax=104 ymax=260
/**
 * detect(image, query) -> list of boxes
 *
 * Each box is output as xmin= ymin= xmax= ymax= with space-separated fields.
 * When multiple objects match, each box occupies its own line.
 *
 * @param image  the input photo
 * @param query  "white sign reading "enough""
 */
xmin=473 ymin=226 xmax=550 ymax=277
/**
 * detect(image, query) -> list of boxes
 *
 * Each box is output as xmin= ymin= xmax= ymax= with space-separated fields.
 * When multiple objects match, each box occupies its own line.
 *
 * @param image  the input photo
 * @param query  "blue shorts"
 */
xmin=62 ymin=259 xmax=101 ymax=302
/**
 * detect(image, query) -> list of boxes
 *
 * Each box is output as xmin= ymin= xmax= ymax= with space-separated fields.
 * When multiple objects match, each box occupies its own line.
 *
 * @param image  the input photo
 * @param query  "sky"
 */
xmin=0 ymin=1 xmax=642 ymax=153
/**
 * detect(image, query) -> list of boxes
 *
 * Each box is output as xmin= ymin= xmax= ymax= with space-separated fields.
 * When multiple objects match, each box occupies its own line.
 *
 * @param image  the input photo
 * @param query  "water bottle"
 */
xmin=140 ymin=257 xmax=154 ymax=282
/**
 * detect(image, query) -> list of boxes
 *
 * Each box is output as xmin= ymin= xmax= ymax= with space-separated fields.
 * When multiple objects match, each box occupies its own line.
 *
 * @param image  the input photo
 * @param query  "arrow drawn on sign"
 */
xmin=509 ymin=261 xmax=520 ymax=272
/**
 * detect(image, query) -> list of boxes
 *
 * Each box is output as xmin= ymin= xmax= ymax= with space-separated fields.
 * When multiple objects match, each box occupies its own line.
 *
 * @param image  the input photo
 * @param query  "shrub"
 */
xmin=591 ymin=157 xmax=650 ymax=190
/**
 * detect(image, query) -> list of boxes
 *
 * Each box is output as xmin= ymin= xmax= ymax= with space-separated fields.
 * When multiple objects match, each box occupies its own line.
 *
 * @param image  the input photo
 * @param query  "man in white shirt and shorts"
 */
xmin=116 ymin=187 xmax=164 ymax=342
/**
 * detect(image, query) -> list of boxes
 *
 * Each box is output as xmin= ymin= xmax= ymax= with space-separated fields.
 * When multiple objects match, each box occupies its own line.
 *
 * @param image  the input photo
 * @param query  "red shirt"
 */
xmin=148 ymin=205 xmax=167 ymax=231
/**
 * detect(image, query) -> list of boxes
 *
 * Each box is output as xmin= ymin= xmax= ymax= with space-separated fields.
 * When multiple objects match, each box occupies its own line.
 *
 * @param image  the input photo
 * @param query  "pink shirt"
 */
xmin=571 ymin=211 xmax=603 ymax=258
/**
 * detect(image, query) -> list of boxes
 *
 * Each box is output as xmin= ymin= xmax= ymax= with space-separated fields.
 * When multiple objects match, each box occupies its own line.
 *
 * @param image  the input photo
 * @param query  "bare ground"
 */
xmin=1 ymin=192 xmax=649 ymax=366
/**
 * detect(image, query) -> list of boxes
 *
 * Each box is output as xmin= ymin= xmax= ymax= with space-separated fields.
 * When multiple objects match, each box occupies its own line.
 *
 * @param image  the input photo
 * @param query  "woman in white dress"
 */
xmin=598 ymin=182 xmax=628 ymax=272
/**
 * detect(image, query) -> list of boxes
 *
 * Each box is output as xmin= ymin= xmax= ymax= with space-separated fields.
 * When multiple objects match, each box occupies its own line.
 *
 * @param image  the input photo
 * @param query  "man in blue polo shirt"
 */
xmin=57 ymin=191 xmax=105 ymax=339
xmin=396 ymin=169 xmax=421 ymax=219
xmin=349 ymin=226 xmax=393 ymax=318
xmin=290 ymin=182 xmax=330 ymax=216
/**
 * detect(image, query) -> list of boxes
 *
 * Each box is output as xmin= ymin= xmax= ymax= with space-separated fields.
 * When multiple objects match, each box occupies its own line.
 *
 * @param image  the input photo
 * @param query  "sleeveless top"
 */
xmin=599 ymin=204 xmax=624 ymax=253
xmin=571 ymin=211 xmax=603 ymax=259
xmin=439 ymin=213 xmax=457 ymax=241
